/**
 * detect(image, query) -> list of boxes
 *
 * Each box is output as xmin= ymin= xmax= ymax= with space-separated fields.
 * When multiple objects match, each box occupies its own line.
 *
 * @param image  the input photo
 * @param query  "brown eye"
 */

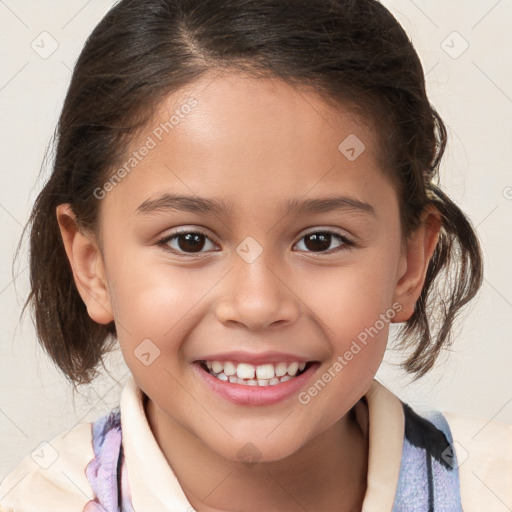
xmin=294 ymin=231 xmax=353 ymax=253
xmin=303 ymin=233 xmax=331 ymax=252
xmin=158 ymin=230 xmax=217 ymax=254
xmin=175 ymin=233 xmax=206 ymax=253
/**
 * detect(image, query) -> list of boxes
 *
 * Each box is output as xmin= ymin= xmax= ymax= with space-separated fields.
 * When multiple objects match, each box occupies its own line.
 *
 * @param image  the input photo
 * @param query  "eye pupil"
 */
xmin=178 ymin=233 xmax=205 ymax=252
xmin=304 ymin=233 xmax=331 ymax=252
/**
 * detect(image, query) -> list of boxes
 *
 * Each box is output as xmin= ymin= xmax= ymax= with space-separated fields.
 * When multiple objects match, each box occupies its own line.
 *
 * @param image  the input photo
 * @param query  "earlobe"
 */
xmin=56 ymin=204 xmax=114 ymax=325
xmin=392 ymin=206 xmax=442 ymax=323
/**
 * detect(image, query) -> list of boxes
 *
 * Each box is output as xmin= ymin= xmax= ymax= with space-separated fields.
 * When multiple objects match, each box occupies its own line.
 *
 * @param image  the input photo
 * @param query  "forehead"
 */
xmin=149 ymin=70 xmax=379 ymax=163
xmin=100 ymin=70 xmax=392 ymax=221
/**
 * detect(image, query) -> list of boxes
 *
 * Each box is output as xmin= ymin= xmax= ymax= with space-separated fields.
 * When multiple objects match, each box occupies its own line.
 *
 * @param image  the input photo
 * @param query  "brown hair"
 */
xmin=16 ymin=0 xmax=483 ymax=387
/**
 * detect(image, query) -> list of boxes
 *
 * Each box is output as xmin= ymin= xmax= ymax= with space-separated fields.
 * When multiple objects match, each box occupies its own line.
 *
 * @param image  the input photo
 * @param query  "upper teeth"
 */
xmin=206 ymin=361 xmax=307 ymax=381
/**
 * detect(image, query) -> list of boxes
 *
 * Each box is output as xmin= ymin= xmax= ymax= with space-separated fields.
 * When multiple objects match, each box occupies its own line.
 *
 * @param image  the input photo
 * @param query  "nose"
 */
xmin=215 ymin=251 xmax=300 ymax=331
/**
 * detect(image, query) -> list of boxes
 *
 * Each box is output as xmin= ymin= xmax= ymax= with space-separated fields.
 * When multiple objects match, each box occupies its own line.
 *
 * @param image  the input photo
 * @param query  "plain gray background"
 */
xmin=1 ymin=0 xmax=511 ymax=480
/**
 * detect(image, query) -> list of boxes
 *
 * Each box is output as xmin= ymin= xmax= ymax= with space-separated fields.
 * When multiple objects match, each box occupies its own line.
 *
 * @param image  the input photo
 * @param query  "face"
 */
xmin=70 ymin=71 xmax=415 ymax=463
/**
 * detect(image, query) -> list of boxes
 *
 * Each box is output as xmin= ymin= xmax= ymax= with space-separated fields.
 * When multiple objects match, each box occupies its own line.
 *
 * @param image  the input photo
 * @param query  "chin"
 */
xmin=200 ymin=429 xmax=310 ymax=467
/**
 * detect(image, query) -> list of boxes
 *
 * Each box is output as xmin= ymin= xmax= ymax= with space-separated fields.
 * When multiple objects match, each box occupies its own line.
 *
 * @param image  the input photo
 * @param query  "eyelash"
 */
xmin=155 ymin=228 xmax=356 ymax=256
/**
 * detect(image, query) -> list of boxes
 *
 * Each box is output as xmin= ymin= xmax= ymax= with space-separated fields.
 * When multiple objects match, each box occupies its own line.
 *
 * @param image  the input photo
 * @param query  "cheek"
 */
xmin=107 ymin=253 xmax=229 ymax=377
xmin=292 ymin=246 xmax=400 ymax=398
xmin=108 ymin=254 xmax=208 ymax=333
xmin=109 ymin=259 xmax=199 ymax=407
xmin=292 ymin=264 xmax=395 ymax=424
xmin=298 ymin=256 xmax=399 ymax=339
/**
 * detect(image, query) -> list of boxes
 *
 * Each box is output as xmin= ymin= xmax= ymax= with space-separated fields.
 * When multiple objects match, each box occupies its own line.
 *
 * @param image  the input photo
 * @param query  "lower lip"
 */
xmin=193 ymin=362 xmax=318 ymax=406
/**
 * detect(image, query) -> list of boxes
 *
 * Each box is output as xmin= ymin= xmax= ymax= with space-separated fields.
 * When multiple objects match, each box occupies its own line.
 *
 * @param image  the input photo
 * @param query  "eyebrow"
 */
xmin=135 ymin=192 xmax=376 ymax=217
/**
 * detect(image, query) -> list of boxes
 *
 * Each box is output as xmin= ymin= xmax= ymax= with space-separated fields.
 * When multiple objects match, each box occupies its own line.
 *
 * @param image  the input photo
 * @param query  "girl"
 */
xmin=1 ymin=0 xmax=510 ymax=510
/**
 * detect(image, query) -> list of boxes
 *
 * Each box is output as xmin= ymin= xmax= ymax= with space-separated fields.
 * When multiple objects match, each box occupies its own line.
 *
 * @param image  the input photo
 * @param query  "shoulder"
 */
xmin=0 ymin=421 xmax=95 ymax=512
xmin=443 ymin=411 xmax=512 ymax=512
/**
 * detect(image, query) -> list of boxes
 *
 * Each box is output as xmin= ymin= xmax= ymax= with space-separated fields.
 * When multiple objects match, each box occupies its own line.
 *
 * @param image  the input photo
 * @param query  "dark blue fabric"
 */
xmin=392 ymin=403 xmax=463 ymax=511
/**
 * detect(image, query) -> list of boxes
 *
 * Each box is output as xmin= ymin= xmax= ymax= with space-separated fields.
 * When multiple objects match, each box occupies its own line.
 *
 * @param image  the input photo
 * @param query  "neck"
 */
xmin=145 ymin=397 xmax=369 ymax=512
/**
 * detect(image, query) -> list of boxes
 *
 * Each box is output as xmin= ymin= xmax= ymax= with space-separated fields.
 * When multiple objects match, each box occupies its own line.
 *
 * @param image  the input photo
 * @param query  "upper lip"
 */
xmin=196 ymin=351 xmax=315 ymax=366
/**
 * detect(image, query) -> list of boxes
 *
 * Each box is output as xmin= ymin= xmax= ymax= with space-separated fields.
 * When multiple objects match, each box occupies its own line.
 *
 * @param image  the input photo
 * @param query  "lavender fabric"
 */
xmin=84 ymin=407 xmax=134 ymax=512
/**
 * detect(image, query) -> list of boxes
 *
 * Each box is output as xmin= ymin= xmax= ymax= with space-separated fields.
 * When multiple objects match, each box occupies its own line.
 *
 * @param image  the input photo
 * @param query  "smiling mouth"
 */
xmin=197 ymin=360 xmax=314 ymax=387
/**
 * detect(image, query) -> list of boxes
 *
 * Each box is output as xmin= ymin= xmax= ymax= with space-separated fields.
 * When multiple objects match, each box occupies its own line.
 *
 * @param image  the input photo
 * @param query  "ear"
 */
xmin=392 ymin=205 xmax=442 ymax=323
xmin=56 ymin=204 xmax=114 ymax=324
